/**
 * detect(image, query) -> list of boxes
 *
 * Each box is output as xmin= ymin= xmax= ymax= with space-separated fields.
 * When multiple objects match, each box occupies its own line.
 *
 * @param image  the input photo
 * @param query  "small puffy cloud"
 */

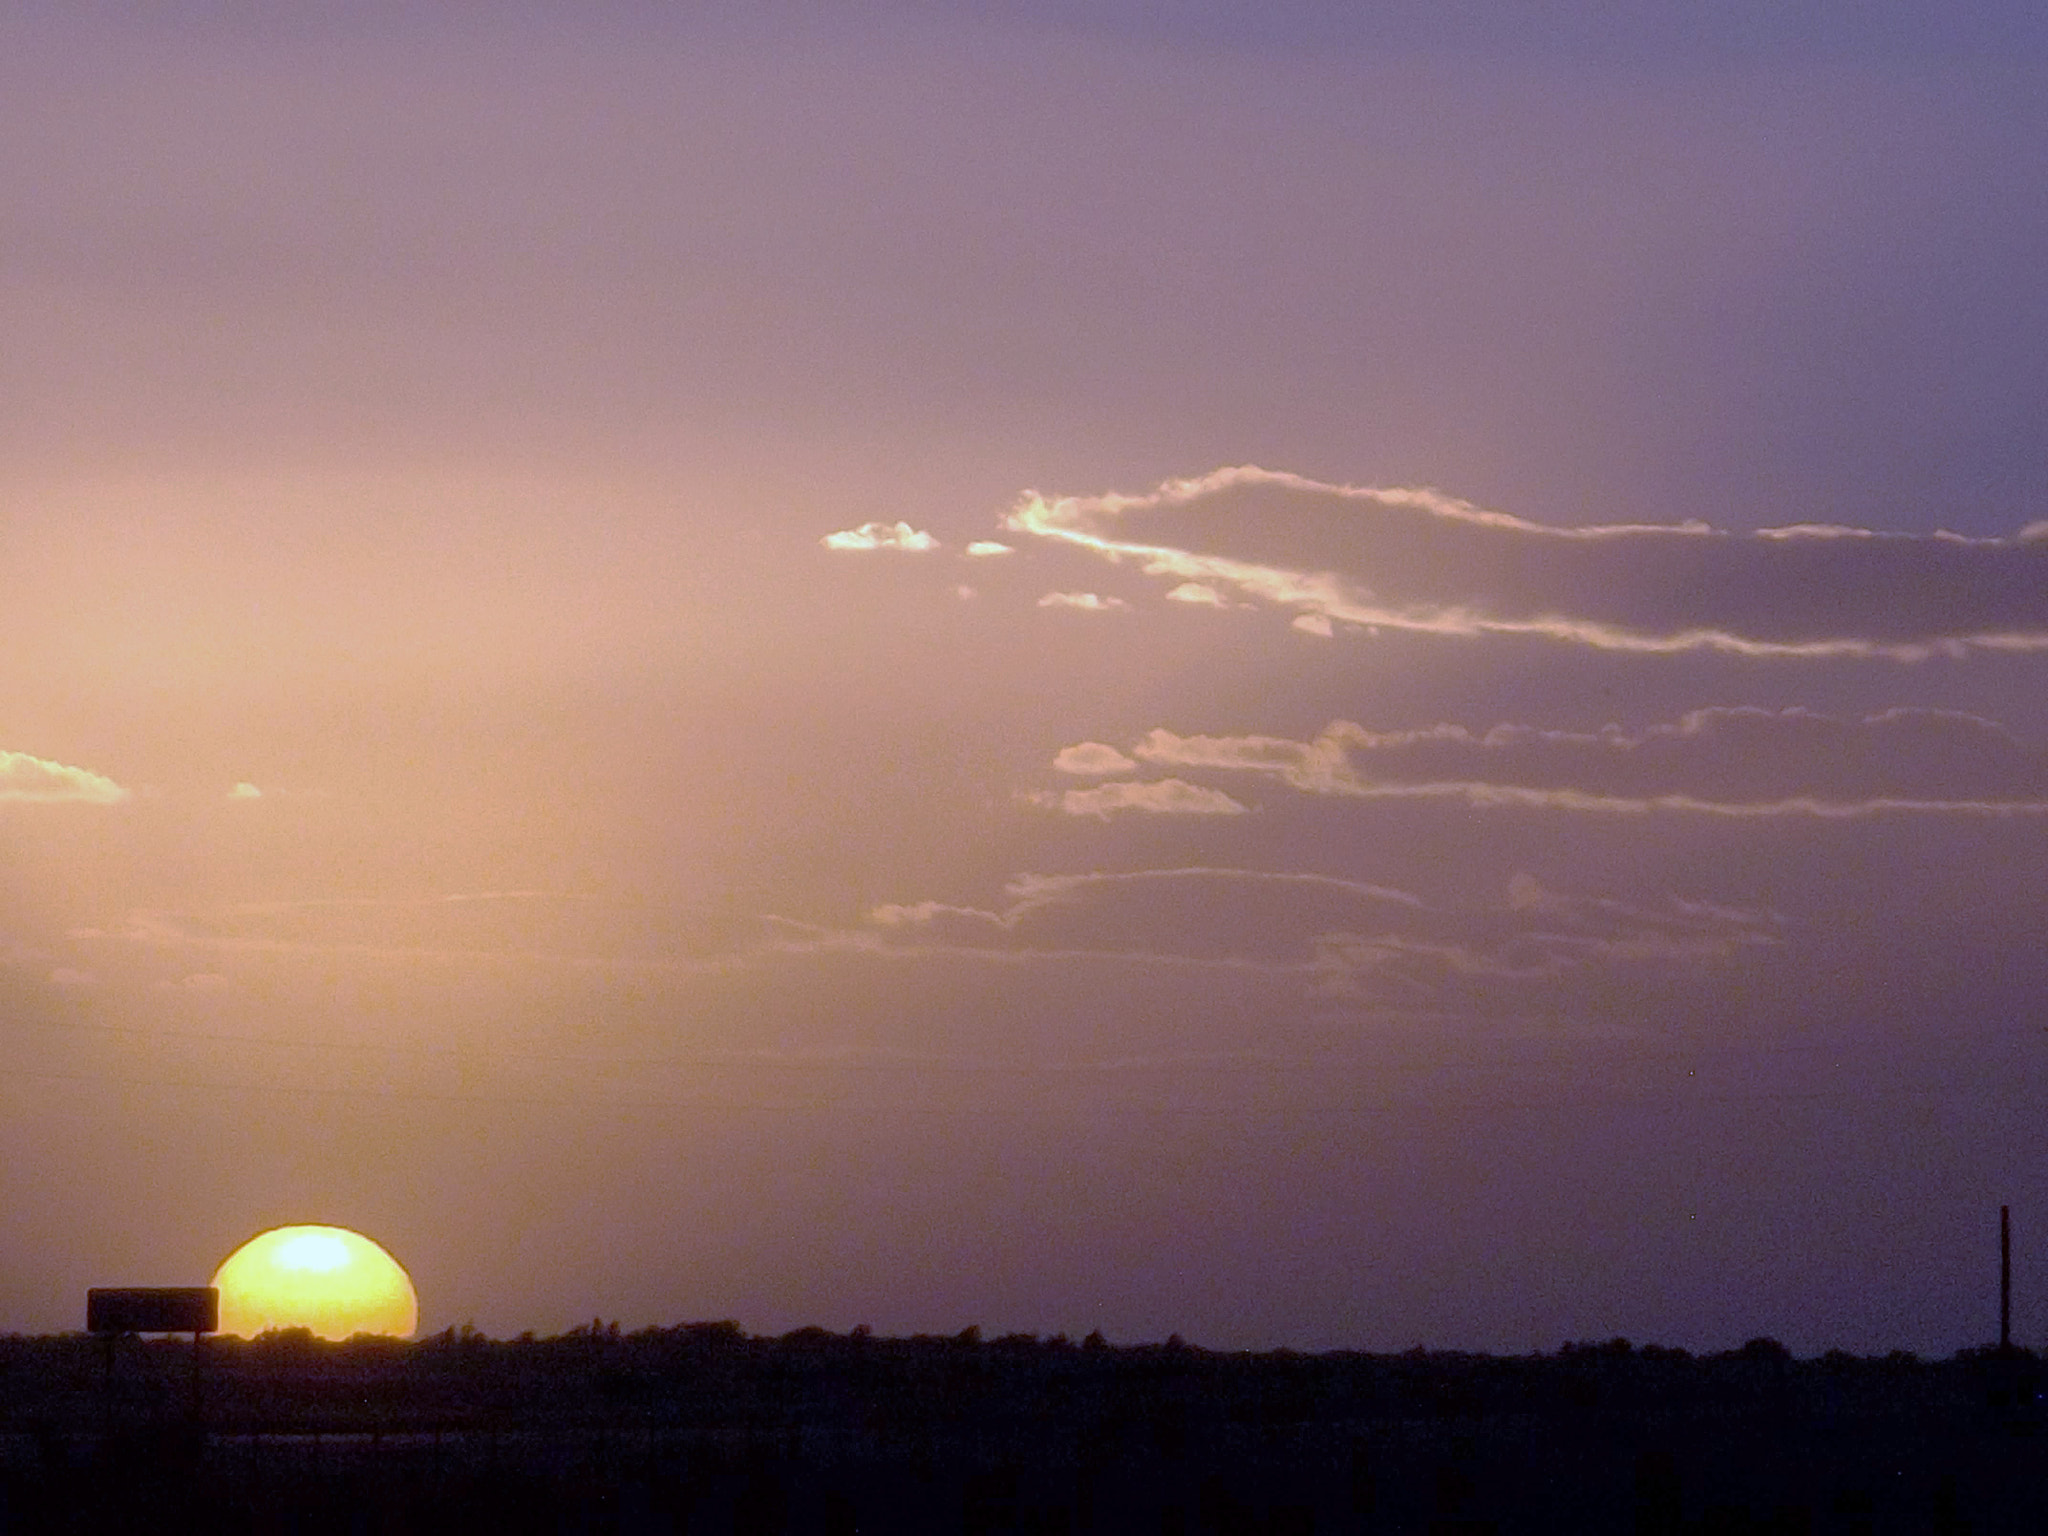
xmin=1165 ymin=582 xmax=1227 ymax=606
xmin=0 ymin=750 xmax=128 ymax=804
xmin=821 ymin=521 xmax=940 ymax=552
xmin=1057 ymin=779 xmax=1248 ymax=818
xmin=1037 ymin=592 xmax=1128 ymax=611
xmin=1053 ymin=742 xmax=1139 ymax=775
xmin=965 ymin=540 xmax=1014 ymax=557
xmin=228 ymin=782 xmax=263 ymax=800
xmin=1291 ymin=613 xmax=1334 ymax=638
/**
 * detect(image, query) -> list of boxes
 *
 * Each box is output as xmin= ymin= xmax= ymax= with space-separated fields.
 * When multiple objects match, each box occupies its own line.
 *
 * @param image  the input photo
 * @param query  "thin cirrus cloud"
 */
xmin=1003 ymin=467 xmax=2048 ymax=659
xmin=820 ymin=521 xmax=941 ymax=552
xmin=0 ymin=749 xmax=128 ymax=805
xmin=101 ymin=891 xmax=752 ymax=978
xmin=1100 ymin=707 xmax=2048 ymax=819
xmin=823 ymin=867 xmax=1777 ymax=1002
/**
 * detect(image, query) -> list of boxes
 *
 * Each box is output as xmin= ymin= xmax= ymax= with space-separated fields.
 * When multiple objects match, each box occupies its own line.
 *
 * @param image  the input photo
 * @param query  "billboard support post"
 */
xmin=85 ymin=1287 xmax=221 ymax=1441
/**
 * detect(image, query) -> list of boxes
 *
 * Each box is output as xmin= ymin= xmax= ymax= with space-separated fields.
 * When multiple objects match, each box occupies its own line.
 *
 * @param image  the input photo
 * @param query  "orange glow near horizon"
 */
xmin=212 ymin=1225 xmax=420 ymax=1340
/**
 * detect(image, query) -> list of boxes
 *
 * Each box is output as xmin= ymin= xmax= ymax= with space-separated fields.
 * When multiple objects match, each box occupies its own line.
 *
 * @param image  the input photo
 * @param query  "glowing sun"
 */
xmin=212 ymin=1224 xmax=420 ymax=1340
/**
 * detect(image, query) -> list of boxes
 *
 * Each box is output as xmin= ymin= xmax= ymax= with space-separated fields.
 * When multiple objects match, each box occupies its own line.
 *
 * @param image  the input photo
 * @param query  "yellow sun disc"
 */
xmin=212 ymin=1224 xmax=420 ymax=1340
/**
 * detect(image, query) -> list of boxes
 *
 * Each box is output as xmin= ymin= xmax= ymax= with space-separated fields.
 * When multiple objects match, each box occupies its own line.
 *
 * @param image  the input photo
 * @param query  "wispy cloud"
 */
xmin=838 ymin=866 xmax=1775 ymax=1001
xmin=103 ymin=894 xmax=753 ymax=977
xmin=0 ymin=941 xmax=51 ymax=970
xmin=1052 ymin=779 xmax=1249 ymax=818
xmin=965 ymin=540 xmax=1014 ymax=557
xmin=1003 ymin=466 xmax=2048 ymax=659
xmin=1114 ymin=707 xmax=2048 ymax=818
xmin=821 ymin=521 xmax=940 ymax=552
xmin=0 ymin=750 xmax=129 ymax=805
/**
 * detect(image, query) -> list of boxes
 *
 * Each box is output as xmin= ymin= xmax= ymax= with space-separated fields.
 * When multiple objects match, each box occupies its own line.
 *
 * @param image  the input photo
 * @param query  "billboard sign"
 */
xmin=86 ymin=1287 xmax=219 ymax=1335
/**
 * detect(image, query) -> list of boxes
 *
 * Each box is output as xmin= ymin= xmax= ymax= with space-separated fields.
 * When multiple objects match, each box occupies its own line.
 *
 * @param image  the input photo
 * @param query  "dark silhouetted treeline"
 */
xmin=1 ymin=1324 xmax=2043 ymax=1532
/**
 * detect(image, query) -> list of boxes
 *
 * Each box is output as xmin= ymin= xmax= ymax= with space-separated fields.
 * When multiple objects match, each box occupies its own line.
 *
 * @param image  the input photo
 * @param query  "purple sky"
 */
xmin=4 ymin=3 xmax=2046 ymax=1353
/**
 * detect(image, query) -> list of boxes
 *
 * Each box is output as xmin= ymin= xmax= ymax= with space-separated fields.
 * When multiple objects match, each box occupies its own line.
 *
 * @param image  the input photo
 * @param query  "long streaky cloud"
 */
xmin=866 ymin=867 xmax=1426 ymax=939
xmin=1120 ymin=707 xmax=2048 ymax=818
xmin=1053 ymin=779 xmax=1248 ymax=818
xmin=847 ymin=866 xmax=1774 ymax=999
xmin=1003 ymin=466 xmax=2048 ymax=659
xmin=110 ymin=907 xmax=750 ymax=976
xmin=0 ymin=750 xmax=129 ymax=805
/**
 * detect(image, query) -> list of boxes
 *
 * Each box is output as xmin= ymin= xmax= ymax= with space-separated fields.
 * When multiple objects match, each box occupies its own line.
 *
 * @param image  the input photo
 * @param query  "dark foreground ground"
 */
xmin=2 ymin=1325 xmax=2043 ymax=1533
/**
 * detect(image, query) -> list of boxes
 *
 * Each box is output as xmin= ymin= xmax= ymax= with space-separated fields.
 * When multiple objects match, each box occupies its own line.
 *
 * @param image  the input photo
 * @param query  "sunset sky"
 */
xmin=5 ymin=2 xmax=2048 ymax=1353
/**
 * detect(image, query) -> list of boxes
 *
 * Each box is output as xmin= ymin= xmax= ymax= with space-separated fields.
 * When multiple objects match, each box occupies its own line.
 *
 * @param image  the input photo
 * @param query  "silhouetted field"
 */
xmin=2 ymin=1325 xmax=2043 ymax=1532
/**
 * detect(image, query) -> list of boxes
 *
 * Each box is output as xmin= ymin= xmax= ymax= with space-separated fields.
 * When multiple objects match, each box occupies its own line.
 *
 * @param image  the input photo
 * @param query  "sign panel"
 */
xmin=86 ymin=1287 xmax=219 ymax=1334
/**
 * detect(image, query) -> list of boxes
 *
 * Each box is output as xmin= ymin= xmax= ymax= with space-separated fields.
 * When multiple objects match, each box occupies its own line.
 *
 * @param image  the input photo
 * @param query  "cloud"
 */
xmin=1003 ymin=466 xmax=2048 ymax=659
xmin=0 ymin=750 xmax=129 ymax=804
xmin=1055 ymin=779 xmax=1249 ymax=818
xmin=1053 ymin=742 xmax=1139 ymax=775
xmin=0 ymin=941 xmax=50 ymax=970
xmin=965 ymin=540 xmax=1014 ymax=556
xmin=1165 ymin=582 xmax=1227 ymax=606
xmin=228 ymin=782 xmax=263 ymax=800
xmin=1304 ymin=870 xmax=1778 ymax=999
xmin=1291 ymin=613 xmax=1334 ymax=638
xmin=105 ymin=894 xmax=754 ymax=976
xmin=821 ymin=521 xmax=940 ymax=552
xmin=1037 ymin=592 xmax=1128 ymax=611
xmin=864 ymin=867 xmax=1417 ymax=946
xmin=838 ymin=867 xmax=1776 ymax=1003
xmin=1123 ymin=707 xmax=2048 ymax=818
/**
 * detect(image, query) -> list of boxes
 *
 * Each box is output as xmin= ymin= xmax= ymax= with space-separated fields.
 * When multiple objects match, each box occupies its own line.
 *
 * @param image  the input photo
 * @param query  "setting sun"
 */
xmin=213 ymin=1225 xmax=419 ymax=1340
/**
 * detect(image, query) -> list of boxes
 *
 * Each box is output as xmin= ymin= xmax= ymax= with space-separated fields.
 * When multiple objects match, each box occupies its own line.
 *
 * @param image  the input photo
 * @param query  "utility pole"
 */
xmin=2001 ymin=1206 xmax=2012 ymax=1351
